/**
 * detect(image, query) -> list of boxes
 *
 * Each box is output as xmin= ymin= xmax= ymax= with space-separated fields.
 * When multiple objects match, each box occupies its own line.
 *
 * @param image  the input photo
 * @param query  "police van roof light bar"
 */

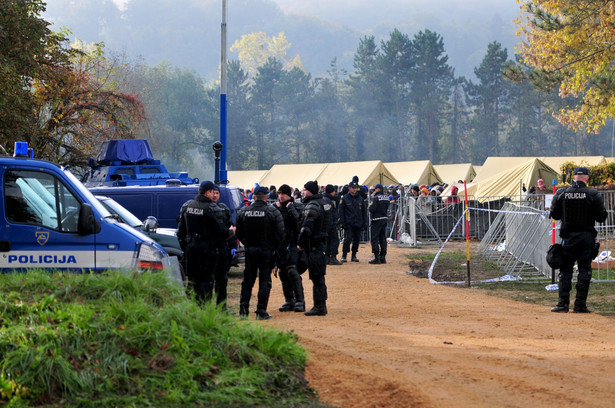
xmin=13 ymin=142 xmax=33 ymax=158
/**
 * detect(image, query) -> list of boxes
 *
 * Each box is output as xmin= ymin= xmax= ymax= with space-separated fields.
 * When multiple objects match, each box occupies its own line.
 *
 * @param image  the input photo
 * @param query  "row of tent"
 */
xmin=227 ymin=156 xmax=611 ymax=200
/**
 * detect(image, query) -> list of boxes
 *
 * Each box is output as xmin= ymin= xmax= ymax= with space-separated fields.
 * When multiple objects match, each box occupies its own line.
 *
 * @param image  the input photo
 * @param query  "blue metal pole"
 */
xmin=219 ymin=0 xmax=228 ymax=185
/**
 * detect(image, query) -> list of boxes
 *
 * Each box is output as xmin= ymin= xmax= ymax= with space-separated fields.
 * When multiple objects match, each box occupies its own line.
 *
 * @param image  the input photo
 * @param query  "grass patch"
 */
xmin=0 ymin=270 xmax=330 ymax=407
xmin=472 ymin=280 xmax=615 ymax=317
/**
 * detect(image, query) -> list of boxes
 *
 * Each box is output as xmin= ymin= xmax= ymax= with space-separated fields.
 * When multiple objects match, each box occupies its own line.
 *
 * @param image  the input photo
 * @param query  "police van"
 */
xmin=0 ymin=142 xmax=181 ymax=279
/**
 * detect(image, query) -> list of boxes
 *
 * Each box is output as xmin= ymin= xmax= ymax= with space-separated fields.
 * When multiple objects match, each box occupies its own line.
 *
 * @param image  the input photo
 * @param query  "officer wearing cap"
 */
xmin=369 ymin=184 xmax=390 ymax=264
xmin=236 ymin=185 xmax=285 ymax=320
xmin=549 ymin=167 xmax=607 ymax=313
xmin=274 ymin=184 xmax=306 ymax=312
xmin=339 ymin=178 xmax=368 ymax=262
xmin=177 ymin=180 xmax=236 ymax=304
xmin=297 ymin=180 xmax=330 ymax=316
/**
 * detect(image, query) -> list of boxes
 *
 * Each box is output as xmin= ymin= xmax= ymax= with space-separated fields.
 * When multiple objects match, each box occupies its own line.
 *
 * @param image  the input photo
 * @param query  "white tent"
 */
xmin=227 ymin=170 xmax=268 ymax=190
xmin=457 ymin=158 xmax=559 ymax=201
xmin=384 ymin=161 xmax=442 ymax=186
xmin=433 ymin=163 xmax=476 ymax=185
xmin=316 ymin=161 xmax=398 ymax=188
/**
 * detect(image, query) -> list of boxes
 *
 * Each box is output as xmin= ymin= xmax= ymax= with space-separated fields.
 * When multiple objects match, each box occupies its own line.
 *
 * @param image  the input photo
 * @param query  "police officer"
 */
xmin=339 ymin=178 xmax=368 ymax=262
xmin=369 ymin=184 xmax=390 ymax=264
xmin=274 ymin=184 xmax=305 ymax=312
xmin=549 ymin=167 xmax=607 ymax=313
xmin=236 ymin=186 xmax=285 ymax=320
xmin=177 ymin=180 xmax=236 ymax=304
xmin=212 ymin=185 xmax=236 ymax=306
xmin=297 ymin=181 xmax=330 ymax=316
xmin=324 ymin=184 xmax=342 ymax=265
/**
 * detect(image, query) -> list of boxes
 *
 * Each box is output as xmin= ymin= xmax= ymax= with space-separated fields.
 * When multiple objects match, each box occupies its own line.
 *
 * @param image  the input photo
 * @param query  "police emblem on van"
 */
xmin=36 ymin=231 xmax=49 ymax=245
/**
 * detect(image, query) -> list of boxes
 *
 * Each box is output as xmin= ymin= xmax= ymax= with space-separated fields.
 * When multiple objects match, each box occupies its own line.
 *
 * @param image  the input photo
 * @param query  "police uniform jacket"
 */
xmin=277 ymin=199 xmax=303 ymax=247
xmin=339 ymin=192 xmax=367 ymax=229
xmin=236 ymin=200 xmax=285 ymax=250
xmin=177 ymin=195 xmax=233 ymax=250
xmin=369 ymin=191 xmax=390 ymax=221
xmin=298 ymin=194 xmax=331 ymax=249
xmin=550 ymin=180 xmax=607 ymax=238
xmin=323 ymin=194 xmax=339 ymax=232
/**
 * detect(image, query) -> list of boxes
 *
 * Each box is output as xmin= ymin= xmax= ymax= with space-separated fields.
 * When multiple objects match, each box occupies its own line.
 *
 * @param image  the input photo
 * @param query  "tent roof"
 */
xmin=384 ymin=161 xmax=442 ymax=186
xmin=433 ymin=163 xmax=476 ymax=185
xmin=458 ymin=158 xmax=559 ymax=201
xmin=257 ymin=163 xmax=328 ymax=191
xmin=227 ymin=170 xmax=268 ymax=190
xmin=473 ymin=157 xmax=534 ymax=183
xmin=316 ymin=160 xmax=398 ymax=188
xmin=539 ymin=156 xmax=606 ymax=175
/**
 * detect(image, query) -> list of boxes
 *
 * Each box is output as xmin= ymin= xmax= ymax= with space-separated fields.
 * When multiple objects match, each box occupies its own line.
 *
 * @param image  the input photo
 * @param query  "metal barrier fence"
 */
xmin=385 ymin=191 xmax=615 ymax=281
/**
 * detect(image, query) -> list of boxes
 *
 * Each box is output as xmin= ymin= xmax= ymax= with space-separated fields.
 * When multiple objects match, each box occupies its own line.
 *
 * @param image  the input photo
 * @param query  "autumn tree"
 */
xmin=517 ymin=0 xmax=615 ymax=133
xmin=0 ymin=0 xmax=145 ymax=169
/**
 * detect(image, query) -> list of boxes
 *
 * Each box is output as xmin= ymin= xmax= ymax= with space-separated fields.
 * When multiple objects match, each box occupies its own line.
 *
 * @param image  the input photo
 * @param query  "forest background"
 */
xmin=3 ymin=0 xmax=613 ymax=181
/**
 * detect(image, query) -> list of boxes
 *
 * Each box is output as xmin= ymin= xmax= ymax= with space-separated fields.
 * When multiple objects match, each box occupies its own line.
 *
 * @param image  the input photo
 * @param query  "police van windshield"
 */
xmin=63 ymin=168 xmax=111 ymax=218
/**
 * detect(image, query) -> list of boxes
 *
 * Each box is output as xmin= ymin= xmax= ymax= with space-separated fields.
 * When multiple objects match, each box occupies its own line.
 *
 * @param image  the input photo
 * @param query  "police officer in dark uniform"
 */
xmin=369 ymin=184 xmax=390 ymax=264
xmin=236 ymin=186 xmax=285 ymax=320
xmin=324 ymin=184 xmax=342 ymax=265
xmin=212 ymin=185 xmax=236 ymax=306
xmin=274 ymin=184 xmax=305 ymax=312
xmin=298 ymin=181 xmax=330 ymax=316
xmin=549 ymin=167 xmax=607 ymax=313
xmin=177 ymin=180 xmax=236 ymax=304
xmin=339 ymin=178 xmax=367 ymax=262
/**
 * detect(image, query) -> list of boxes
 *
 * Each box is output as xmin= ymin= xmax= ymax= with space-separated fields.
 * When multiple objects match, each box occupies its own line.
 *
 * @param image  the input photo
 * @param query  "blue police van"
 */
xmin=0 ymin=142 xmax=181 ymax=280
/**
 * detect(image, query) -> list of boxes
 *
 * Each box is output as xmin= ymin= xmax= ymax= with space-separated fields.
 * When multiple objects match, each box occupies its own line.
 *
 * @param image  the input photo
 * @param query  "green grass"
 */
xmin=410 ymin=245 xmax=615 ymax=317
xmin=472 ymin=280 xmax=615 ymax=317
xmin=0 ymin=270 xmax=330 ymax=407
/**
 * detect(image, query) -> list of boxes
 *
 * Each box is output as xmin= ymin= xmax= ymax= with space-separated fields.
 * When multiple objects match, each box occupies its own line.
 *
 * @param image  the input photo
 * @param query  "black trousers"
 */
xmin=370 ymin=219 xmax=387 ymax=255
xmin=298 ymin=241 xmax=328 ymax=303
xmin=214 ymin=243 xmax=230 ymax=305
xmin=278 ymin=245 xmax=302 ymax=302
xmin=240 ymin=247 xmax=274 ymax=312
xmin=559 ymin=231 xmax=594 ymax=298
xmin=185 ymin=242 xmax=218 ymax=304
xmin=342 ymin=226 xmax=362 ymax=255
xmin=326 ymin=227 xmax=340 ymax=257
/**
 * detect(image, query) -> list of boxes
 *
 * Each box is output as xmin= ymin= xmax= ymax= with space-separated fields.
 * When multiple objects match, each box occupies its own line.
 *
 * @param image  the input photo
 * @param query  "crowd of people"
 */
xmin=176 ymin=173 xmax=598 ymax=318
xmin=175 ymin=175 xmax=475 ymax=320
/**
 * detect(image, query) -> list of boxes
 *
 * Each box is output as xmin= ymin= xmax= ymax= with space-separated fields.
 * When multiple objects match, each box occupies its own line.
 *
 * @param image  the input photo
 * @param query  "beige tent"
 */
xmin=384 ymin=160 xmax=442 ymax=186
xmin=457 ymin=158 xmax=559 ymax=201
xmin=227 ymin=170 xmax=268 ymax=190
xmin=539 ymin=156 xmax=606 ymax=177
xmin=473 ymin=157 xmax=533 ymax=183
xmin=316 ymin=160 xmax=398 ymax=188
xmin=433 ymin=163 xmax=476 ymax=185
xmin=257 ymin=163 xmax=329 ymax=192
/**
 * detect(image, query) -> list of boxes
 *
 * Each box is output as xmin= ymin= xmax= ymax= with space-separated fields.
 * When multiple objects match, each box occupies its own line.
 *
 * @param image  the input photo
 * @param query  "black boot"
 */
xmin=289 ymin=267 xmax=305 ymax=312
xmin=380 ymin=253 xmax=386 ymax=264
xmin=369 ymin=253 xmax=381 ymax=264
xmin=305 ymin=301 xmax=327 ymax=316
xmin=280 ymin=276 xmax=295 ymax=312
xmin=573 ymin=281 xmax=591 ymax=313
xmin=239 ymin=303 xmax=250 ymax=318
xmin=279 ymin=302 xmax=295 ymax=312
xmin=341 ymin=252 xmax=347 ymax=263
xmin=329 ymin=256 xmax=343 ymax=266
xmin=255 ymin=310 xmax=272 ymax=320
xmin=351 ymin=252 xmax=359 ymax=262
xmin=551 ymin=291 xmax=569 ymax=313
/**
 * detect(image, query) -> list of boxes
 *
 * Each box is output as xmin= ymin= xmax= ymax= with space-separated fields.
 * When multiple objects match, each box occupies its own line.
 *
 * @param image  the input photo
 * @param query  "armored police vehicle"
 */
xmin=0 ymin=142 xmax=180 ymax=279
xmin=83 ymin=139 xmax=244 ymax=228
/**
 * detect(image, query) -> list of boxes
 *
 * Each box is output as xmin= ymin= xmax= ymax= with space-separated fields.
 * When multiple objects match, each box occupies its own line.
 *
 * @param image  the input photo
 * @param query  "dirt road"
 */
xmin=256 ymin=244 xmax=615 ymax=408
